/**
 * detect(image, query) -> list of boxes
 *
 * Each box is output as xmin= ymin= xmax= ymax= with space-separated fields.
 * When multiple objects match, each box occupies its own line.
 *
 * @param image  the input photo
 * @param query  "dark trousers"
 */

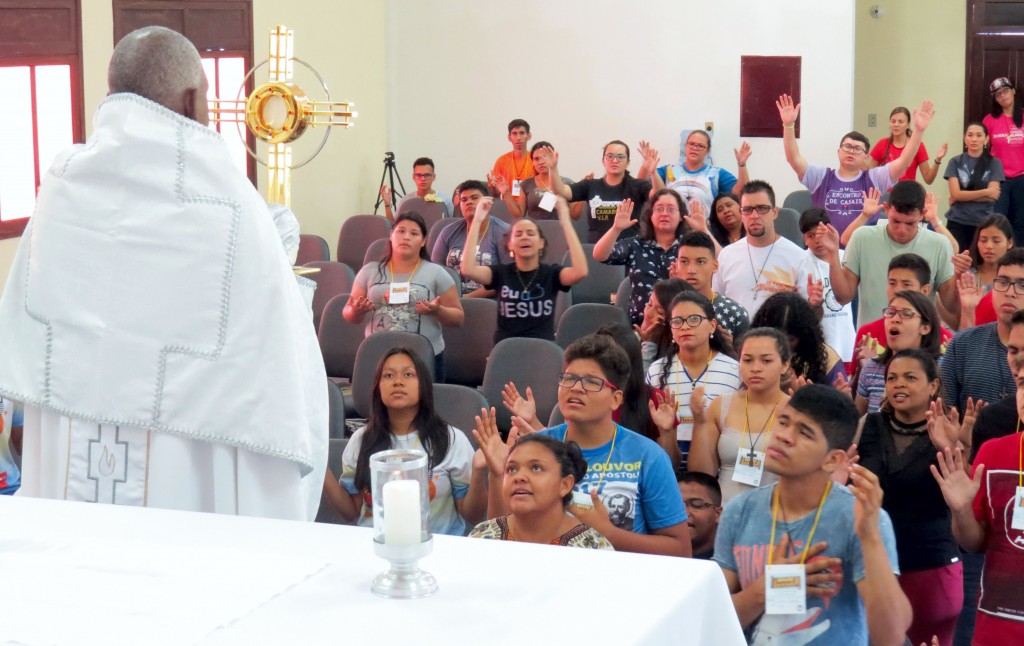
xmin=994 ymin=174 xmax=1024 ymax=244
xmin=433 ymin=351 xmax=446 ymax=384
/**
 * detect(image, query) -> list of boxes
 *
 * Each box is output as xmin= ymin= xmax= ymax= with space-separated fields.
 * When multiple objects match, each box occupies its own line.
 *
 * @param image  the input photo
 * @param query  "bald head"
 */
xmin=108 ymin=26 xmax=209 ymax=124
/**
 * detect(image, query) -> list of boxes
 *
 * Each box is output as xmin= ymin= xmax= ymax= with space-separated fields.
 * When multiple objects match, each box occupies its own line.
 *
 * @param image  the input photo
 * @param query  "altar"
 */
xmin=0 ymin=496 xmax=745 ymax=645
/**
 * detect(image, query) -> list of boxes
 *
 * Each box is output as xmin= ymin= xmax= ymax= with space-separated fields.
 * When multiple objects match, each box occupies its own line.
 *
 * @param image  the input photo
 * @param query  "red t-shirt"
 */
xmin=970 ymin=432 xmax=1024 ymax=644
xmin=977 ymin=290 xmax=997 ymax=326
xmin=847 ymin=316 xmax=954 ymax=375
xmin=870 ymin=139 xmax=929 ymax=182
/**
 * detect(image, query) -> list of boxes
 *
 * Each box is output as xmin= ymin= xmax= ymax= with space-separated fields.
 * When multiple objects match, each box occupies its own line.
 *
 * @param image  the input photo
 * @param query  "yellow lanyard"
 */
xmin=740 ymin=391 xmax=782 ymax=454
xmin=564 ymin=426 xmax=618 ymax=494
xmin=768 ymin=481 xmax=832 ymax=565
xmin=388 ymin=256 xmax=421 ymax=283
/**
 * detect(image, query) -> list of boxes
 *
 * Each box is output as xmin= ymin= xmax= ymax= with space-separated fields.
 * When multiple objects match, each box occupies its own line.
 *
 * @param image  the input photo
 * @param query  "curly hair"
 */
xmin=750 ymin=292 xmax=827 ymax=384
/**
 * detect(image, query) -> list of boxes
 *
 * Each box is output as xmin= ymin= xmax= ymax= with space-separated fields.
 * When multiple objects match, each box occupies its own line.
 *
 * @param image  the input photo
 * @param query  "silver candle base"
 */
xmin=371 ymin=537 xmax=437 ymax=599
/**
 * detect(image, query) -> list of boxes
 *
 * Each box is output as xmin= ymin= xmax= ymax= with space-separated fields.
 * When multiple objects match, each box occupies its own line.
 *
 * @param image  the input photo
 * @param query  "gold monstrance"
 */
xmin=210 ymin=25 xmax=357 ymax=206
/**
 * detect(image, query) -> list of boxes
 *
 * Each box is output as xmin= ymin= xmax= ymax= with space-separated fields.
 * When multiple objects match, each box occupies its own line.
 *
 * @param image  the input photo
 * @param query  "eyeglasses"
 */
xmin=653 ymin=205 xmax=680 ymax=214
xmin=839 ymin=143 xmax=868 ymax=155
xmin=669 ymin=314 xmax=711 ymax=329
xmin=412 ymin=173 xmax=434 ymax=180
xmin=993 ymin=277 xmax=1024 ymax=295
xmin=882 ymin=307 xmax=919 ymax=320
xmin=686 ymin=142 xmax=709 ymax=151
xmin=603 ymin=153 xmax=628 ymax=162
xmin=739 ymin=205 xmax=773 ymax=215
xmin=683 ymin=497 xmax=719 ymax=511
xmin=557 ymin=372 xmax=619 ymax=392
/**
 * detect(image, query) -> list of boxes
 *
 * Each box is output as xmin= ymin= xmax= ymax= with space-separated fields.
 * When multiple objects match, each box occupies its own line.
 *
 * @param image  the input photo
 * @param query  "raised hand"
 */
xmin=912 ymin=99 xmax=936 ymax=133
xmin=734 ymin=141 xmax=752 ymax=166
xmin=923 ymin=192 xmax=940 ymax=228
xmin=861 ymin=187 xmax=883 ymax=218
xmin=690 ymin=385 xmax=707 ymax=424
xmin=833 ymin=373 xmax=853 ymax=398
xmin=502 ymin=382 xmax=538 ymax=427
xmin=855 ymin=335 xmax=878 ymax=369
xmin=472 ymin=407 xmax=511 ymax=477
xmin=635 ymin=298 xmax=664 ymax=341
xmin=930 ymin=447 xmax=984 ymax=513
xmin=379 ymin=185 xmax=392 ymax=208
xmin=807 ymin=275 xmax=824 ymax=308
xmin=776 ymin=94 xmax=801 ymax=126
xmin=951 ymin=250 xmax=973 ymax=277
xmin=925 ymin=398 xmax=959 ymax=451
xmin=475 ymin=196 xmax=494 ymax=222
xmin=815 ymin=223 xmax=840 ymax=259
xmin=535 ymin=145 xmax=558 ymax=172
xmin=683 ymin=199 xmax=709 ymax=233
xmin=848 ymin=464 xmax=884 ymax=540
xmin=831 ymin=443 xmax=859 ymax=485
xmin=638 ymin=140 xmax=660 ymax=176
xmin=613 ymin=198 xmax=637 ymax=232
xmin=935 ymin=143 xmax=948 ymax=162
xmin=957 ymin=273 xmax=982 ymax=313
xmin=961 ymin=397 xmax=986 ymax=445
xmin=488 ymin=172 xmax=510 ymax=196
xmin=648 ymin=390 xmax=679 ymax=435
xmin=786 ymin=374 xmax=812 ymax=396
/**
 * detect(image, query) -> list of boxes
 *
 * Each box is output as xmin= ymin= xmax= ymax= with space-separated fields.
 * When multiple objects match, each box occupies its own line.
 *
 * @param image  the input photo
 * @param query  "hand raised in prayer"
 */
xmin=415 ymin=296 xmax=441 ymax=316
xmin=952 ymin=250 xmax=973 ymax=277
xmin=581 ymin=171 xmax=595 ymax=181
xmin=683 ymin=199 xmax=709 ymax=233
xmin=832 ymin=373 xmax=853 ymax=398
xmin=961 ymin=397 xmax=986 ymax=445
xmin=785 ymin=373 xmax=812 ymax=396
xmin=920 ymin=637 xmax=940 ymax=646
xmin=502 ymin=382 xmax=538 ymax=428
xmin=534 ymin=145 xmax=558 ymax=172
xmin=776 ymin=94 xmax=801 ymax=126
xmin=488 ymin=172 xmax=509 ymax=196
xmin=925 ymin=398 xmax=961 ymax=451
xmin=807 ymin=275 xmax=824 ymax=308
xmin=935 ymin=143 xmax=948 ymax=162
xmin=638 ymin=140 xmax=660 ymax=176
xmin=379 ymin=185 xmax=392 ymax=208
xmin=612 ymin=198 xmax=637 ymax=232
xmin=923 ymin=192 xmax=940 ymax=228
xmin=912 ymin=99 xmax=936 ymax=133
xmin=472 ymin=407 xmax=511 ymax=478
xmin=855 ymin=335 xmax=877 ymax=369
xmin=930 ymin=447 xmax=983 ymax=514
xmin=957 ymin=273 xmax=982 ymax=313
xmin=648 ymin=390 xmax=679 ymax=435
xmin=690 ymin=385 xmax=707 ymax=425
xmin=474 ymin=196 xmax=494 ymax=224
xmin=734 ymin=141 xmax=752 ymax=166
xmin=849 ymin=464 xmax=884 ymax=540
xmin=815 ymin=223 xmax=840 ymax=260
xmin=861 ymin=187 xmax=883 ymax=219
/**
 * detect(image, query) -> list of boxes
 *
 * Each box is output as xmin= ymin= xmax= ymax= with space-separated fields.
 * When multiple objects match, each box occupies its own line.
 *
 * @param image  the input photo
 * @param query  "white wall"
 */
xmin=386 ymin=0 xmax=855 ymax=202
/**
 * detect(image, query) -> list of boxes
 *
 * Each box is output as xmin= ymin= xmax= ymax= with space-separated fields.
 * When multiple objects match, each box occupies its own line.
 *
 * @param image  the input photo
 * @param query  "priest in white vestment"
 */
xmin=0 ymin=27 xmax=328 ymax=521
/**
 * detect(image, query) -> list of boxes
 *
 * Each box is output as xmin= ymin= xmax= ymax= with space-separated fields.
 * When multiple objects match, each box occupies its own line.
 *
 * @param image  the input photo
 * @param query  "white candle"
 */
xmin=382 ymin=479 xmax=421 ymax=545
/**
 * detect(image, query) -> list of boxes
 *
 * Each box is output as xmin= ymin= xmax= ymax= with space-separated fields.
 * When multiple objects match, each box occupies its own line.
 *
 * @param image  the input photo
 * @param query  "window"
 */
xmin=0 ymin=0 xmax=84 ymax=239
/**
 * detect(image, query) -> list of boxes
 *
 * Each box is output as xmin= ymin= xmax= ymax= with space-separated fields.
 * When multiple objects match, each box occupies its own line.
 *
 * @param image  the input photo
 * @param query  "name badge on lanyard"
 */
xmin=388 ymin=282 xmax=411 ymax=304
xmin=1013 ymin=486 xmax=1024 ymax=530
xmin=511 ymin=179 xmax=522 ymax=197
xmin=733 ymin=449 xmax=766 ymax=487
xmin=765 ymin=564 xmax=807 ymax=614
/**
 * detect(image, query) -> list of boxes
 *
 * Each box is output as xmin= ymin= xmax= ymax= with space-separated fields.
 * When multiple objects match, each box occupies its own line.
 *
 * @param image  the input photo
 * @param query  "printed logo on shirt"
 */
xmin=499 ymin=284 xmax=553 ymax=318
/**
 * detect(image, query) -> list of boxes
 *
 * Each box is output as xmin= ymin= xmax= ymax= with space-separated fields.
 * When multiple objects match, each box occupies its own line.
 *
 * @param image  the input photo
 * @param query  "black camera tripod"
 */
xmin=374 ymin=152 xmax=407 ymax=215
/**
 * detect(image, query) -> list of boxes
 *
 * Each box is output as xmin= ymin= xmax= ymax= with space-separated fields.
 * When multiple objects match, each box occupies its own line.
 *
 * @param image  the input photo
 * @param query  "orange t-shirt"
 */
xmin=491 ymin=151 xmax=535 ymax=188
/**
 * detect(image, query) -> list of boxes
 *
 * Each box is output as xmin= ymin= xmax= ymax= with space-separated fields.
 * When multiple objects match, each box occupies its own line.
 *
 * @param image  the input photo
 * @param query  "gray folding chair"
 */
xmin=564 ymin=244 xmax=625 ymax=306
xmin=441 ymin=298 xmax=497 ymax=387
xmin=398 ymin=196 xmax=448 ymax=229
xmin=304 ymin=261 xmax=356 ymax=331
xmin=536 ymin=220 xmax=568 ymax=263
xmin=481 ymin=337 xmax=564 ymax=434
xmin=614 ymin=277 xmax=632 ymax=319
xmin=775 ymin=207 xmax=804 ymax=248
xmin=782 ymin=189 xmax=813 ymax=214
xmin=338 ymin=215 xmax=391 ymax=273
xmin=318 ymin=293 xmax=364 ymax=384
xmin=555 ymin=303 xmax=631 ymax=348
xmin=362 ymin=238 xmax=389 ymax=267
xmin=297 ymin=234 xmax=330 ymax=264
xmin=489 ymin=198 xmax=514 ymax=224
xmin=427 ymin=219 xmax=458 ymax=258
xmin=442 ymin=266 xmax=463 ymax=297
xmin=433 ymin=383 xmax=489 ymax=449
xmin=351 ymin=330 xmax=436 ymax=418
xmin=327 ymin=379 xmax=347 ymax=439
xmin=315 ymin=437 xmax=350 ymax=524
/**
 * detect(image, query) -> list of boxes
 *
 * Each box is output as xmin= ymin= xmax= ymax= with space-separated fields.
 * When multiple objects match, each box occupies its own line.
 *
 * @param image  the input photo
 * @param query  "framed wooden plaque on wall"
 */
xmin=740 ymin=55 xmax=801 ymax=138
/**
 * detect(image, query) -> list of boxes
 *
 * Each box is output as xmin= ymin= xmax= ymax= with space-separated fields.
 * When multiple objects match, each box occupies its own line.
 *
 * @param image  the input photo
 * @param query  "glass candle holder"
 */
xmin=369 ymin=448 xmax=437 ymax=599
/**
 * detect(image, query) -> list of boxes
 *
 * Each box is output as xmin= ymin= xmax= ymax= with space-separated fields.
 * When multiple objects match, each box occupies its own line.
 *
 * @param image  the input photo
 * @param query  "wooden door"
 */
xmin=967 ymin=1 xmax=1024 ymax=121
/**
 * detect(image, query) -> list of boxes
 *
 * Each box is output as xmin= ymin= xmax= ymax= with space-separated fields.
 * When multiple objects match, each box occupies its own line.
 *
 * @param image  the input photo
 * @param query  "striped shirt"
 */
xmin=940 ymin=323 xmax=1016 ymax=412
xmin=647 ymin=352 xmax=741 ymax=470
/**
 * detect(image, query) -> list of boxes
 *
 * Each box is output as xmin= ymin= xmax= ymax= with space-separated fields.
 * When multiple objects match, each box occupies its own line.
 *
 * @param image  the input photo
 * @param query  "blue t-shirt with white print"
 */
xmin=540 ymin=423 xmax=686 ymax=534
xmin=714 ymin=482 xmax=899 ymax=645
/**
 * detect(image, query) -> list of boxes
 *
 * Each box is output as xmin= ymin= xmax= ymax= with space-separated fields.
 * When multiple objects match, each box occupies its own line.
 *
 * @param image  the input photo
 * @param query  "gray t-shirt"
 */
xmin=431 ymin=218 xmax=511 ymax=293
xmin=519 ymin=176 xmax=572 ymax=220
xmin=714 ymin=483 xmax=899 ymax=645
xmin=353 ymin=260 xmax=456 ymax=355
xmin=943 ymin=153 xmax=1005 ymax=226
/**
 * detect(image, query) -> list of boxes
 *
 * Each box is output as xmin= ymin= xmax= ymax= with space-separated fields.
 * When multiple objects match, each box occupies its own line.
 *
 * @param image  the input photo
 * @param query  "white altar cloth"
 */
xmin=0 ymin=497 xmax=745 ymax=645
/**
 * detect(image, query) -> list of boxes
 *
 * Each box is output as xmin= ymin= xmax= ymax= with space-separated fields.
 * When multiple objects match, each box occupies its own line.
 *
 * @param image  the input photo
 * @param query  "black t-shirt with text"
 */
xmin=486 ymin=263 xmax=569 ymax=343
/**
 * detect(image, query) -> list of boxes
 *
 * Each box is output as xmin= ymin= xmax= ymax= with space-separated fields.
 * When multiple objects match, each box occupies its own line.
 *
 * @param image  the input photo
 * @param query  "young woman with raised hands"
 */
xmin=689 ymin=328 xmax=791 ymax=504
xmin=469 ymin=434 xmax=613 ymax=549
xmin=866 ymin=106 xmax=947 ymax=184
xmin=322 ymin=348 xmax=487 ymax=535
xmin=460 ymin=195 xmax=587 ymax=343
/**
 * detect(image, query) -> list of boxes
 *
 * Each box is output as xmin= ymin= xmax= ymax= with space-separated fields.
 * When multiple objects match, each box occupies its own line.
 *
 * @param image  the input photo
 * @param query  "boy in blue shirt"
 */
xmin=715 ymin=385 xmax=911 ymax=645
